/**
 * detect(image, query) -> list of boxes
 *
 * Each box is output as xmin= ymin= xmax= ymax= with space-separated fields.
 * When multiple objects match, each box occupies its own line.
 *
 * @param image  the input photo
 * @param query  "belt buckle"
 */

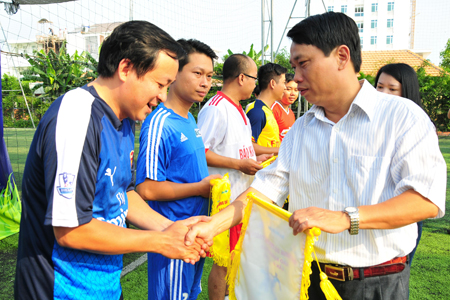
xmin=324 ymin=265 xmax=347 ymax=281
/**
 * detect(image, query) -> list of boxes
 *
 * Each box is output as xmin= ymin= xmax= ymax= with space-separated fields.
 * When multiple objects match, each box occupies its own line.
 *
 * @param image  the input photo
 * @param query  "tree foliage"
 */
xmin=417 ymin=63 xmax=450 ymax=131
xmin=439 ymin=38 xmax=450 ymax=72
xmin=22 ymin=45 xmax=98 ymax=102
xmin=1 ymin=74 xmax=37 ymax=127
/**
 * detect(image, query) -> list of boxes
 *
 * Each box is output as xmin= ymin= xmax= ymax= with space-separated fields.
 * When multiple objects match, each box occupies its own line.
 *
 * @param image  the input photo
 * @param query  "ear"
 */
xmin=335 ymin=45 xmax=351 ymax=71
xmin=270 ymin=79 xmax=276 ymax=90
xmin=117 ymin=58 xmax=133 ymax=82
xmin=237 ymin=73 xmax=245 ymax=86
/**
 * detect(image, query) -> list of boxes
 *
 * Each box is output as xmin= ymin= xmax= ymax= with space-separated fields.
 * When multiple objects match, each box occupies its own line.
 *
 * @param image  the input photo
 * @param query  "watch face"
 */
xmin=346 ymin=207 xmax=357 ymax=213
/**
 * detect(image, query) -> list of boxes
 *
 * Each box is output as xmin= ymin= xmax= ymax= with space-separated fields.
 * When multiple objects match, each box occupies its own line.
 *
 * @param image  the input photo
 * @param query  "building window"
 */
xmin=388 ymin=2 xmax=394 ymax=11
xmin=372 ymin=3 xmax=378 ymax=12
xmin=360 ymin=37 xmax=363 ymax=48
xmin=387 ymin=19 xmax=394 ymax=28
xmin=341 ymin=5 xmax=347 ymax=13
xmin=328 ymin=6 xmax=334 ymax=12
xmin=355 ymin=5 xmax=364 ymax=17
xmin=386 ymin=35 xmax=393 ymax=44
xmin=357 ymin=22 xmax=364 ymax=33
xmin=371 ymin=20 xmax=378 ymax=29
xmin=371 ymin=36 xmax=377 ymax=45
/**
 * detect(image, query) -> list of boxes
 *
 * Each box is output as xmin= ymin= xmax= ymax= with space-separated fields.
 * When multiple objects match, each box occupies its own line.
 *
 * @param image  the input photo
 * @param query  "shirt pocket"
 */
xmin=345 ymin=155 xmax=390 ymax=205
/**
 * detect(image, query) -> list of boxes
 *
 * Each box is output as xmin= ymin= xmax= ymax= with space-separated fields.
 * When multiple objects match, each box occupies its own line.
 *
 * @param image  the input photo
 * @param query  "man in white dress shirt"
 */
xmin=187 ymin=12 xmax=446 ymax=299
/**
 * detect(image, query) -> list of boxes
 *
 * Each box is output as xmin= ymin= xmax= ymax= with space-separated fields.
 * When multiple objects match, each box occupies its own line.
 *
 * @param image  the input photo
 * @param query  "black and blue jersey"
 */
xmin=15 ymin=85 xmax=135 ymax=300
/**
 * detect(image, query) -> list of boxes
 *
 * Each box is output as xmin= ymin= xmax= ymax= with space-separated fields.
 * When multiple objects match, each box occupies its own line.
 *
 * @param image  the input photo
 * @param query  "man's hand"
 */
xmin=185 ymin=220 xmax=216 ymax=249
xmin=179 ymin=216 xmax=213 ymax=255
xmin=198 ymin=174 xmax=222 ymax=198
xmin=256 ymin=153 xmax=274 ymax=164
xmin=161 ymin=221 xmax=205 ymax=265
xmin=237 ymin=158 xmax=263 ymax=175
xmin=289 ymin=207 xmax=351 ymax=235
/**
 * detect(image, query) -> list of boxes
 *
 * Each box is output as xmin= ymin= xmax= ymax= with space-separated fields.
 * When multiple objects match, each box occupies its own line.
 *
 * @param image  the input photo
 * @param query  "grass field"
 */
xmin=1 ymin=129 xmax=449 ymax=299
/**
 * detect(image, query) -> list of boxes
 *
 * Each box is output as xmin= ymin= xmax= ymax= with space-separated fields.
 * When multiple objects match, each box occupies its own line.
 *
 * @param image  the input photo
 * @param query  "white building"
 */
xmin=1 ymin=39 xmax=43 ymax=76
xmin=66 ymin=22 xmax=123 ymax=61
xmin=309 ymin=0 xmax=415 ymax=51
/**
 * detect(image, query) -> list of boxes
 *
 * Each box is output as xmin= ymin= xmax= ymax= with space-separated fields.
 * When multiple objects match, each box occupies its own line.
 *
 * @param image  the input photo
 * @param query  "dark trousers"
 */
xmin=308 ymin=261 xmax=410 ymax=300
xmin=408 ymin=221 xmax=423 ymax=266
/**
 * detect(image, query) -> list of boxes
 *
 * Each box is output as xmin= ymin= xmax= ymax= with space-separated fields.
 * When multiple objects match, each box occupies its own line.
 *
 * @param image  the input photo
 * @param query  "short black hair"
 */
xmin=98 ymin=21 xmax=185 ymax=78
xmin=287 ymin=12 xmax=361 ymax=73
xmin=285 ymin=73 xmax=295 ymax=83
xmin=223 ymin=54 xmax=251 ymax=83
xmin=253 ymin=85 xmax=260 ymax=97
xmin=374 ymin=63 xmax=422 ymax=107
xmin=177 ymin=39 xmax=218 ymax=71
xmin=258 ymin=63 xmax=287 ymax=91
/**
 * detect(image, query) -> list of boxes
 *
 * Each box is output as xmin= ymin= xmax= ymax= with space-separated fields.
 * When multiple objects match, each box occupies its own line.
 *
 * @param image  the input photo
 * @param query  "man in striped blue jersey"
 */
xmin=187 ymin=12 xmax=446 ymax=300
xmin=15 ymin=22 xmax=210 ymax=300
xmin=136 ymin=39 xmax=221 ymax=300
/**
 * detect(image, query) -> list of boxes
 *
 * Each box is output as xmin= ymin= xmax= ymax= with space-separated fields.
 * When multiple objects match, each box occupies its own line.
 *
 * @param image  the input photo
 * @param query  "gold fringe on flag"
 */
xmin=208 ymin=173 xmax=231 ymax=267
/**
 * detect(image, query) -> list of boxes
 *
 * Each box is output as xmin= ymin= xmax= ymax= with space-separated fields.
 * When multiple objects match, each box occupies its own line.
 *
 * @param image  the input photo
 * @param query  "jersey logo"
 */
xmin=194 ymin=128 xmax=202 ymax=138
xmin=239 ymin=145 xmax=256 ymax=159
xmin=105 ymin=166 xmax=116 ymax=186
xmin=130 ymin=150 xmax=134 ymax=169
xmin=180 ymin=132 xmax=188 ymax=142
xmin=57 ymin=172 xmax=75 ymax=199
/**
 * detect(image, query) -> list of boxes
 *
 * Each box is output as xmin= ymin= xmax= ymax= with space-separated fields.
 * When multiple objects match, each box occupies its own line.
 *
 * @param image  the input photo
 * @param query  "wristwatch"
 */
xmin=344 ymin=207 xmax=359 ymax=235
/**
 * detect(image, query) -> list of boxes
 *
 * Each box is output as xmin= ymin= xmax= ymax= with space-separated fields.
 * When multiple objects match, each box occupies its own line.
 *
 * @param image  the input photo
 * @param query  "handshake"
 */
xmin=159 ymin=215 xmax=216 ymax=265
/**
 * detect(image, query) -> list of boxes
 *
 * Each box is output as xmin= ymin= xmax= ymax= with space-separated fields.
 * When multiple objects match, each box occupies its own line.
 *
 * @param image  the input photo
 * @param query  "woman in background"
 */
xmin=374 ymin=63 xmax=423 ymax=266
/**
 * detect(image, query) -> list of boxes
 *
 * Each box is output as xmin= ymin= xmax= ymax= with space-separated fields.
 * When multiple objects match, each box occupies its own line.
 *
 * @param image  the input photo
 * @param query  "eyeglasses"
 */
xmin=242 ymin=73 xmax=258 ymax=82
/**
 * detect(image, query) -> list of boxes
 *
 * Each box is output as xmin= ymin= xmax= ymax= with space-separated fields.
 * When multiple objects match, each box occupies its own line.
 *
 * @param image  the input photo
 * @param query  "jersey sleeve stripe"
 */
xmin=213 ymin=95 xmax=223 ymax=106
xmin=146 ymin=108 xmax=163 ymax=179
xmin=153 ymin=111 xmax=170 ymax=181
xmin=208 ymin=95 xmax=218 ymax=106
xmin=52 ymin=88 xmax=95 ymax=227
xmin=148 ymin=109 xmax=171 ymax=181
xmin=178 ymin=261 xmax=184 ymax=300
xmin=169 ymin=259 xmax=174 ymax=300
xmin=173 ymin=259 xmax=179 ymax=300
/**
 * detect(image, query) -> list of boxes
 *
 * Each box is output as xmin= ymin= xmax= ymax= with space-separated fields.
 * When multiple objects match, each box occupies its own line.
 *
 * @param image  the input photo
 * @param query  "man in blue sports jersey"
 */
xmin=15 ymin=22 xmax=210 ymax=300
xmin=246 ymin=63 xmax=287 ymax=152
xmin=136 ymin=39 xmax=220 ymax=300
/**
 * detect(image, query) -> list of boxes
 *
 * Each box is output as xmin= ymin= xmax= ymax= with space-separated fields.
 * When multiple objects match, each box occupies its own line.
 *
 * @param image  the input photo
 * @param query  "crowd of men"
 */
xmin=15 ymin=11 xmax=445 ymax=300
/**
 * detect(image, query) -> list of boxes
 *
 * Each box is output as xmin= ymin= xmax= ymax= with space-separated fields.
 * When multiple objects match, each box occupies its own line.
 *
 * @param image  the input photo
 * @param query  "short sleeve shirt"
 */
xmin=136 ymin=103 xmax=209 ymax=221
xmin=271 ymin=101 xmax=296 ymax=141
xmin=251 ymin=81 xmax=447 ymax=267
xmin=198 ymin=92 xmax=256 ymax=202
xmin=246 ymin=99 xmax=281 ymax=148
xmin=15 ymin=85 xmax=134 ymax=300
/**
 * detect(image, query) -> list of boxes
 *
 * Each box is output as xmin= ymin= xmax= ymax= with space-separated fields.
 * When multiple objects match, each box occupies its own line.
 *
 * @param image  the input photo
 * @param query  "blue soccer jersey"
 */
xmin=15 ymin=85 xmax=134 ymax=300
xmin=136 ymin=103 xmax=209 ymax=300
xmin=136 ymin=103 xmax=209 ymax=220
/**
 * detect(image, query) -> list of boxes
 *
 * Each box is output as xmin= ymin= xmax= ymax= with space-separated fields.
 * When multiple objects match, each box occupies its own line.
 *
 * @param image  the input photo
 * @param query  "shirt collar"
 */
xmin=303 ymin=79 xmax=377 ymax=126
xmin=83 ymin=84 xmax=123 ymax=130
xmin=350 ymin=79 xmax=377 ymax=122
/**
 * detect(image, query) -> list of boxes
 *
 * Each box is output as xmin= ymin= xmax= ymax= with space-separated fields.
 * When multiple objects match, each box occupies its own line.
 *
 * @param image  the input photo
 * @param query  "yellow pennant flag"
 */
xmin=208 ymin=173 xmax=231 ymax=266
xmin=227 ymin=193 xmax=341 ymax=300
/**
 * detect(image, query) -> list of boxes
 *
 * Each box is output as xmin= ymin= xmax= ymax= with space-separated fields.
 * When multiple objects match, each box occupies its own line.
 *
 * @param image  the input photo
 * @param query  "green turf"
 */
xmin=3 ymin=128 xmax=35 ymax=196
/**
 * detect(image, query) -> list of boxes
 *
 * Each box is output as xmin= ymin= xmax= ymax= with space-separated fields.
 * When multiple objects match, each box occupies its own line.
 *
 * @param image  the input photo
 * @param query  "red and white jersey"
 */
xmin=271 ymin=101 xmax=295 ymax=141
xmin=198 ymin=91 xmax=256 ymax=202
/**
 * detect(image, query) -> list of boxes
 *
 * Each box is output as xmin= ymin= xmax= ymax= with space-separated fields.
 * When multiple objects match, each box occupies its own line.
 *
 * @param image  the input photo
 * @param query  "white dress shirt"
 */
xmin=251 ymin=80 xmax=446 ymax=267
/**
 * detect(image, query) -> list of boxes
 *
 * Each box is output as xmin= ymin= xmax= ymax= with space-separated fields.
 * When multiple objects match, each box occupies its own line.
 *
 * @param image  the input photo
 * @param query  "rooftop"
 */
xmin=361 ymin=50 xmax=444 ymax=76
